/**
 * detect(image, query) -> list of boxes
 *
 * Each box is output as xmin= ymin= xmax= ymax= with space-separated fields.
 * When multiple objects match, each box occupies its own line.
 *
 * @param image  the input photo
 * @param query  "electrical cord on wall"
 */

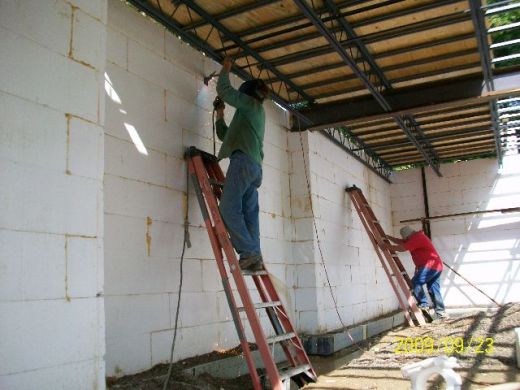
xmin=163 ymin=167 xmax=191 ymax=390
xmin=297 ymin=118 xmax=367 ymax=353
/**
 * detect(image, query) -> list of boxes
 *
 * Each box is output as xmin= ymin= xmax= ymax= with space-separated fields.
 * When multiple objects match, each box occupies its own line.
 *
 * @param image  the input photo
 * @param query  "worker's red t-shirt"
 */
xmin=403 ymin=231 xmax=443 ymax=271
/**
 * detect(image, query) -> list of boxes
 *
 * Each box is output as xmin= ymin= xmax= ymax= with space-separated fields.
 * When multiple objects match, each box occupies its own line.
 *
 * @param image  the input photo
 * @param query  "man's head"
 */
xmin=400 ymin=226 xmax=416 ymax=240
xmin=239 ymin=79 xmax=269 ymax=102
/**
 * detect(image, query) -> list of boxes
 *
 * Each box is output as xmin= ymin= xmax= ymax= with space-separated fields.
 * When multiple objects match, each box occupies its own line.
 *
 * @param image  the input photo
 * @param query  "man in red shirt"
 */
xmin=383 ymin=226 xmax=446 ymax=320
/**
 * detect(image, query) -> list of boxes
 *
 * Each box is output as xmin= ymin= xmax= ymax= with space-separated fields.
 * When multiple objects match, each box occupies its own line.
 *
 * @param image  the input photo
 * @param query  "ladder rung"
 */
xmin=208 ymin=179 xmax=224 ymax=187
xmin=266 ymin=332 xmax=296 ymax=344
xmin=242 ymin=270 xmax=268 ymax=276
xmin=279 ymin=364 xmax=311 ymax=381
xmin=238 ymin=301 xmax=281 ymax=312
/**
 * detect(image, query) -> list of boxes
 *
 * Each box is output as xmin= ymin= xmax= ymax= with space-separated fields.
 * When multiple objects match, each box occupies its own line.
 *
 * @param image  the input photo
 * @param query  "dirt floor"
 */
xmin=108 ymin=303 xmax=520 ymax=390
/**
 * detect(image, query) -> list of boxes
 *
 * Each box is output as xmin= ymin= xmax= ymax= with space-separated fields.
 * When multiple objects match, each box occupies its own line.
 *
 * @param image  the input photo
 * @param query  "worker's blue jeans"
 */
xmin=219 ymin=151 xmax=262 ymax=259
xmin=412 ymin=267 xmax=445 ymax=314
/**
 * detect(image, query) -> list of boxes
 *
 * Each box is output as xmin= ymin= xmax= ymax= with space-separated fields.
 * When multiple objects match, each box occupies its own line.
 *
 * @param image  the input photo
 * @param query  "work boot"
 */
xmin=239 ymin=255 xmax=262 ymax=271
xmin=248 ymin=258 xmax=265 ymax=272
xmin=432 ymin=312 xmax=448 ymax=322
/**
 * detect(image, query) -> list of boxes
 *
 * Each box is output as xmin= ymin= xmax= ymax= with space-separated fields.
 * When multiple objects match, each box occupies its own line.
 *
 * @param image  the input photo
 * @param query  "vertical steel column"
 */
xmin=469 ymin=0 xmax=503 ymax=164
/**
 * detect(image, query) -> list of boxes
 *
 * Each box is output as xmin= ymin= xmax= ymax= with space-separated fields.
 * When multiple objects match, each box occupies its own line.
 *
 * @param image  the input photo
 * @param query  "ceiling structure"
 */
xmin=127 ymin=0 xmax=520 ymax=182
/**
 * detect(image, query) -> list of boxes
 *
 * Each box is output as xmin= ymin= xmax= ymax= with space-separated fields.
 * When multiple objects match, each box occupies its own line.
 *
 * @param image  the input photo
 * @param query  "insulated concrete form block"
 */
xmin=263 ymin=143 xmax=289 ymax=173
xmin=105 ymin=333 xmax=151 ymax=376
xmin=69 ymin=116 xmax=104 ymax=180
xmin=262 ymin=237 xmax=290 ymax=263
xmin=294 ymin=217 xmax=316 ymax=242
xmin=295 ymin=288 xmax=320 ymax=312
xmin=104 ymin=214 xmax=184 ymax=259
xmin=104 ymin=253 xmax=178 ymax=295
xmin=70 ymin=0 xmax=107 ymax=20
xmin=67 ymin=236 xmax=102 ymax=298
xmin=264 ymin=123 xmax=289 ymax=151
xmin=165 ymin=31 xmax=205 ymax=77
xmin=104 ymin=64 xmax=184 ymax=156
xmin=184 ymin=227 xmax=216 ymax=260
xmin=259 ymin=189 xmax=284 ymax=217
xmin=176 ymin=324 xmax=221 ymax=360
xmin=298 ymin=310 xmax=320 ymax=333
xmin=1 ymin=161 xmax=99 ymax=236
xmin=0 ymin=299 xmax=103 ymax=375
xmin=104 ymin=174 xmax=183 ymax=223
xmin=108 ymin=0 xmax=164 ymax=56
xmin=0 ymin=0 xmax=71 ymax=56
xmin=201 ymin=260 xmax=222 ymax=292
xmin=105 ymin=135 xmax=167 ymax=186
xmin=0 ymin=27 xmax=100 ymax=123
xmin=71 ymin=9 xmax=106 ymax=70
xmin=1 ymin=360 xmax=105 ymax=390
xmin=128 ymin=40 xmax=198 ymax=106
xmin=178 ymin=292 xmax=219 ymax=328
xmin=104 ymin=294 xmax=170 ymax=340
xmin=260 ymin=212 xmax=285 ymax=240
xmin=0 ymin=92 xmax=66 ymax=172
xmin=0 ymin=230 xmax=65 ymax=302
xmin=107 ymin=27 xmax=127 ymax=68
xmin=292 ymin=241 xmax=317 ymax=264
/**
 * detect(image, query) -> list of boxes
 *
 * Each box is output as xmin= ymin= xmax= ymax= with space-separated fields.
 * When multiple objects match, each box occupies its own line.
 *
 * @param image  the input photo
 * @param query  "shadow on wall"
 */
xmin=440 ymin=154 xmax=520 ymax=307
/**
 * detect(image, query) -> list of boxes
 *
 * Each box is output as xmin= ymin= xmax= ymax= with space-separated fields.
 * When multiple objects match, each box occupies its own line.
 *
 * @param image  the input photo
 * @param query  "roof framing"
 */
xmin=126 ymin=0 xmax=520 ymax=175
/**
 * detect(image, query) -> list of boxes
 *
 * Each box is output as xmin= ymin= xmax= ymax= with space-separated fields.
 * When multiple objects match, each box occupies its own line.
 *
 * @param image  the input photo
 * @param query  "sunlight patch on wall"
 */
xmin=104 ymin=72 xmax=122 ymax=104
xmin=124 ymin=123 xmax=148 ymax=155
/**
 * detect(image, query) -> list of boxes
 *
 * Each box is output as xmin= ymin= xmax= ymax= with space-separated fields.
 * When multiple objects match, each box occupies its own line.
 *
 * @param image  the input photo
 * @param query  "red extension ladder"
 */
xmin=346 ymin=186 xmax=430 ymax=326
xmin=186 ymin=147 xmax=317 ymax=389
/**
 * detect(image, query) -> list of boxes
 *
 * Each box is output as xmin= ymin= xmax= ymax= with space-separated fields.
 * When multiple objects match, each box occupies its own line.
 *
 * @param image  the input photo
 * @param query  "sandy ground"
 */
xmin=108 ymin=303 xmax=520 ymax=389
xmin=303 ymin=303 xmax=520 ymax=390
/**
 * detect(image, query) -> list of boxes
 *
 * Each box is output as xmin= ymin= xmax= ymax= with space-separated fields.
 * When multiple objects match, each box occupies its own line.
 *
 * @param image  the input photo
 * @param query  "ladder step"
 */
xmin=266 ymin=332 xmax=296 ymax=344
xmin=238 ymin=301 xmax=281 ymax=312
xmin=242 ymin=269 xmax=268 ymax=276
xmin=279 ymin=364 xmax=312 ymax=381
xmin=208 ymin=179 xmax=224 ymax=187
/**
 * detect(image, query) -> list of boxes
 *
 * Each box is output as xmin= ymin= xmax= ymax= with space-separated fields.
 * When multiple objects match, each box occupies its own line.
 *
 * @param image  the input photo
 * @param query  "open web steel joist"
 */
xmin=127 ymin=0 xmax=520 ymax=175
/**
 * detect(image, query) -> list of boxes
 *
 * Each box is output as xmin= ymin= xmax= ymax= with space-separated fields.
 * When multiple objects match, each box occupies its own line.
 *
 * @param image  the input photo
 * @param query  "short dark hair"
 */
xmin=239 ymin=79 xmax=269 ymax=102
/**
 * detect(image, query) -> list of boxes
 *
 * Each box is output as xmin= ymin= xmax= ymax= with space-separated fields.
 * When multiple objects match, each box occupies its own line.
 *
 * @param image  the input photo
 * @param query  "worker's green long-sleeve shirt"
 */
xmin=216 ymin=71 xmax=265 ymax=166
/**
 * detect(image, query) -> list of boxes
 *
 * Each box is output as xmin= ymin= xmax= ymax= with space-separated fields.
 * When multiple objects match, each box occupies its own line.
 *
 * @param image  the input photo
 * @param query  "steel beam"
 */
xmin=298 ymin=72 xmax=520 ymax=130
xmin=469 ymin=0 xmax=503 ymax=164
xmin=293 ymin=0 xmax=441 ymax=176
xmin=310 ymin=61 xmax=482 ymax=100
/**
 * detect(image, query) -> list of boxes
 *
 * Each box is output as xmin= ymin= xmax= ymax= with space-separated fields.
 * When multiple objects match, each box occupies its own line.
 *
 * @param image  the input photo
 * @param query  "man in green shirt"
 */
xmin=215 ymin=57 xmax=269 ymax=271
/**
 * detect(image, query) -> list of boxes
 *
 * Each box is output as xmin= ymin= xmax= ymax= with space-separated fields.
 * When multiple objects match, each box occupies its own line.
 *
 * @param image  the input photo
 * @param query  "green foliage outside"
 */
xmin=488 ymin=0 xmax=520 ymax=69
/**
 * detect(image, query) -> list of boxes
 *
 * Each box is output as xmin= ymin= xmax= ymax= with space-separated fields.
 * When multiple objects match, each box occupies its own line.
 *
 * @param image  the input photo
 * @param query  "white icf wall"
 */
xmin=0 ymin=1 xmax=107 ymax=389
xmin=103 ymin=0 xmax=398 ymax=377
xmin=289 ymin=131 xmax=398 ymax=333
xmin=103 ymin=0 xmax=294 ymax=377
xmin=390 ymin=154 xmax=520 ymax=307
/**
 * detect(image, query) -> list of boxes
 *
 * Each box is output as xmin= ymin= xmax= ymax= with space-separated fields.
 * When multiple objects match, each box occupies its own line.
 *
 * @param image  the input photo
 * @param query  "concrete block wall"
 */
xmin=0 ymin=1 xmax=107 ymax=389
xmin=289 ymin=131 xmax=399 ymax=333
xmin=390 ymin=154 xmax=520 ymax=307
xmin=104 ymin=0 xmax=293 ymax=377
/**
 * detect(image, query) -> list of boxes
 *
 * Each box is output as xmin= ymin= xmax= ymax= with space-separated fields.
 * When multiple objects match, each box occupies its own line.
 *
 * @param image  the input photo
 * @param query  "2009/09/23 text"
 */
xmin=393 ymin=336 xmax=494 ymax=355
